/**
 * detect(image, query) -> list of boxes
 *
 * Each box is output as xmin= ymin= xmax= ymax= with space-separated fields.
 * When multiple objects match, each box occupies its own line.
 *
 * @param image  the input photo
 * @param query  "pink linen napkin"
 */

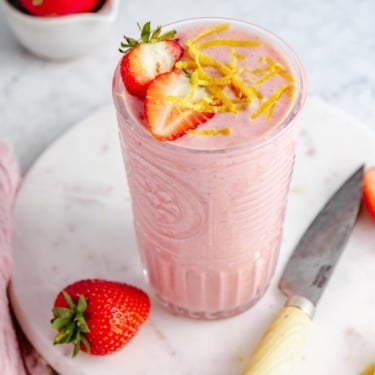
xmin=0 ymin=143 xmax=52 ymax=374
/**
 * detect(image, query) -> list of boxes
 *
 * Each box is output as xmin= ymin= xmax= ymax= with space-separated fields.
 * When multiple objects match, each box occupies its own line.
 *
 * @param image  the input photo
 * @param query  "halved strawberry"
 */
xmin=145 ymin=71 xmax=214 ymax=141
xmin=119 ymin=23 xmax=184 ymax=98
xmin=51 ymin=279 xmax=150 ymax=356
xmin=363 ymin=167 xmax=375 ymax=218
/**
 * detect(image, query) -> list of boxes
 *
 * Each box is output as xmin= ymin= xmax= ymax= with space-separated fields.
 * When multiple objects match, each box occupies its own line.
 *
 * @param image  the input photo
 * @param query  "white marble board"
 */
xmin=9 ymin=98 xmax=375 ymax=375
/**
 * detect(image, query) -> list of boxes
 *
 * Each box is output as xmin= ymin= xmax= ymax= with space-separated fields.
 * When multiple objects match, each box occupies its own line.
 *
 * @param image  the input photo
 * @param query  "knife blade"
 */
xmin=241 ymin=165 xmax=364 ymax=375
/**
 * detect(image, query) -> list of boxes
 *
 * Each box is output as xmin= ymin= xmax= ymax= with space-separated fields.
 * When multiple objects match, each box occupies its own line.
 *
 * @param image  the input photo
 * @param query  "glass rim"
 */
xmin=114 ymin=16 xmax=307 ymax=155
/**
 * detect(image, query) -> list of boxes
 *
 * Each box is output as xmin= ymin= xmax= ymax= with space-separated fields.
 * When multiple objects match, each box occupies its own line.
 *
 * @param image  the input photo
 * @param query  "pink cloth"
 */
xmin=0 ymin=143 xmax=51 ymax=374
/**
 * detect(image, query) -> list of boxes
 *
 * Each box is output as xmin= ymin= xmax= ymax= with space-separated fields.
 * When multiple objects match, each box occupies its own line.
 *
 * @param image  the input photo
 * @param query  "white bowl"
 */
xmin=0 ymin=0 xmax=120 ymax=60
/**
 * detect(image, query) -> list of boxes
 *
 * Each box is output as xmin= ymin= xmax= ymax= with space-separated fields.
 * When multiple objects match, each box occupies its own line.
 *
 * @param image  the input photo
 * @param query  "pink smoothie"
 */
xmin=113 ymin=18 xmax=306 ymax=319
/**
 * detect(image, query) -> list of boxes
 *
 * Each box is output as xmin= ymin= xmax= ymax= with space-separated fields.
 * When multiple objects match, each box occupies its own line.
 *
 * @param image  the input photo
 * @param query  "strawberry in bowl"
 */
xmin=51 ymin=279 xmax=150 ymax=356
xmin=0 ymin=0 xmax=119 ymax=59
xmin=363 ymin=167 xmax=375 ymax=219
xmin=19 ymin=0 xmax=101 ymax=17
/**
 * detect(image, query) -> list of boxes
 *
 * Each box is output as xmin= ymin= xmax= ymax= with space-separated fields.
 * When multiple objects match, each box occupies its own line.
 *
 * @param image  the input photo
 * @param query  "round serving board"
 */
xmin=10 ymin=98 xmax=375 ymax=374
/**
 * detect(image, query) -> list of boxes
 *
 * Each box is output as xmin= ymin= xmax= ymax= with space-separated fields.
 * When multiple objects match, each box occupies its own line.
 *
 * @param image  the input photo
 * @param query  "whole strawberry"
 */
xmin=119 ymin=22 xmax=184 ymax=98
xmin=363 ymin=167 xmax=375 ymax=219
xmin=51 ymin=279 xmax=150 ymax=356
xmin=20 ymin=0 xmax=100 ymax=17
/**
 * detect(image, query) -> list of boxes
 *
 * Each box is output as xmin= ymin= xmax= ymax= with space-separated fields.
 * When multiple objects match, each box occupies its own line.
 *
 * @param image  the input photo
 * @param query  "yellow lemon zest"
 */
xmin=251 ymin=67 xmax=272 ymax=75
xmin=167 ymin=98 xmax=216 ymax=113
xmin=277 ymin=68 xmax=295 ymax=83
xmin=191 ymin=66 xmax=235 ymax=87
xmin=190 ymin=23 xmax=230 ymax=44
xmin=187 ymin=127 xmax=232 ymax=136
xmin=229 ymin=49 xmax=246 ymax=65
xmin=196 ymin=39 xmax=261 ymax=49
xmin=259 ymin=55 xmax=276 ymax=66
xmin=226 ymin=49 xmax=241 ymax=74
xmin=175 ymin=60 xmax=198 ymax=70
xmin=255 ymin=69 xmax=280 ymax=85
xmin=166 ymin=92 xmax=219 ymax=113
xmin=251 ymin=84 xmax=293 ymax=119
xmin=256 ymin=56 xmax=295 ymax=83
xmin=207 ymin=86 xmax=240 ymax=113
xmin=170 ymin=23 xmax=296 ymax=125
xmin=192 ymin=45 xmax=262 ymax=102
xmin=187 ymin=42 xmax=230 ymax=74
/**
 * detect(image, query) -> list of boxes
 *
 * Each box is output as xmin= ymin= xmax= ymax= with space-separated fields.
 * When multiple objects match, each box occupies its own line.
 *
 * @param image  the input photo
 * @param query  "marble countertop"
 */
xmin=1 ymin=0 xmax=375 ymax=173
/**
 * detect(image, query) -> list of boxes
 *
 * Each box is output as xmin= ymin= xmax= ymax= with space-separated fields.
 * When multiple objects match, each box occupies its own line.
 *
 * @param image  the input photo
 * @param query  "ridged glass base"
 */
xmin=155 ymin=289 xmax=267 ymax=320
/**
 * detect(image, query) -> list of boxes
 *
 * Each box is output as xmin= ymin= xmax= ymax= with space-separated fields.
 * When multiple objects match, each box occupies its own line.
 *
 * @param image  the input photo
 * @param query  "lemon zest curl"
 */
xmin=170 ymin=23 xmax=296 ymax=124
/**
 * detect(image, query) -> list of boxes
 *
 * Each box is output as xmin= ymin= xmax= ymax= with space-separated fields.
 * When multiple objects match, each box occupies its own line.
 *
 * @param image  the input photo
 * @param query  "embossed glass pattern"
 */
xmin=113 ymin=18 xmax=306 ymax=319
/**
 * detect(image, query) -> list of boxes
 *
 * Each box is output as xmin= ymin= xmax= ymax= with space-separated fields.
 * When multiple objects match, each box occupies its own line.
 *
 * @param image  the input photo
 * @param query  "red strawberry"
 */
xmin=145 ymin=71 xmax=214 ymax=141
xmin=363 ymin=167 xmax=375 ymax=218
xmin=20 ymin=0 xmax=100 ymax=17
xmin=119 ymin=22 xmax=184 ymax=98
xmin=51 ymin=279 xmax=150 ymax=356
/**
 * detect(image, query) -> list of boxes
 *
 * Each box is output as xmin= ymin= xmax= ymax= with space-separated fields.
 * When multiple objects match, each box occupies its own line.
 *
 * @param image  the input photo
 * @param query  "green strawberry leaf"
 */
xmin=76 ymin=295 xmax=87 ymax=313
xmin=51 ymin=317 xmax=70 ymax=330
xmin=52 ymin=307 xmax=74 ymax=319
xmin=141 ymin=22 xmax=151 ymax=42
xmin=119 ymin=22 xmax=177 ymax=53
xmin=62 ymin=291 xmax=76 ymax=310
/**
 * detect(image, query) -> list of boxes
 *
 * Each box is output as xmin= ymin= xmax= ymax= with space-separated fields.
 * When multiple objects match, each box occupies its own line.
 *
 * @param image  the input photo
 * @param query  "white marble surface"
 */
xmin=0 ymin=0 xmax=375 ymax=173
xmin=9 ymin=98 xmax=375 ymax=375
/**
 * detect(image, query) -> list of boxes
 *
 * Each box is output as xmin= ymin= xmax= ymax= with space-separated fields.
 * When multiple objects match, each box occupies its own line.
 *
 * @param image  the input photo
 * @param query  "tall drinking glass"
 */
xmin=113 ymin=18 xmax=306 ymax=319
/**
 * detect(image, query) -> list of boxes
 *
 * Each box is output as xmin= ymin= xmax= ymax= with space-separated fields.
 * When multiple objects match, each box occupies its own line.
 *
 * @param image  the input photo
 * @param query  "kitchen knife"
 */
xmin=241 ymin=165 xmax=364 ymax=375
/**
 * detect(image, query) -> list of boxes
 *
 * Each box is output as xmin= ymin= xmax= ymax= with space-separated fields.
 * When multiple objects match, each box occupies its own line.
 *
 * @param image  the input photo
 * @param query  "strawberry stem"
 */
xmin=141 ymin=22 xmax=151 ymax=42
xmin=51 ymin=291 xmax=91 ymax=357
xmin=151 ymin=26 xmax=162 ymax=40
xmin=62 ymin=290 xmax=76 ymax=309
xmin=119 ymin=22 xmax=178 ymax=53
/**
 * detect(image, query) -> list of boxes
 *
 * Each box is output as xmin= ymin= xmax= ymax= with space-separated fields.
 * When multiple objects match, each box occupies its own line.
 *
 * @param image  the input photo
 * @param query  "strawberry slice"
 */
xmin=145 ymin=71 xmax=214 ymax=141
xmin=120 ymin=40 xmax=183 ymax=98
xmin=363 ymin=167 xmax=375 ymax=218
xmin=119 ymin=23 xmax=184 ymax=98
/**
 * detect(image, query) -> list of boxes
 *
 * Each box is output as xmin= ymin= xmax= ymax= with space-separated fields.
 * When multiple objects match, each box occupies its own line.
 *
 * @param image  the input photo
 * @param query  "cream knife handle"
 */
xmin=241 ymin=297 xmax=315 ymax=375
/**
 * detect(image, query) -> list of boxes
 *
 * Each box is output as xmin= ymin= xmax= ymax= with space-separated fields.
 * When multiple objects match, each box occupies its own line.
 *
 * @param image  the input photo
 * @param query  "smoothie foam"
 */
xmin=113 ymin=18 xmax=306 ymax=319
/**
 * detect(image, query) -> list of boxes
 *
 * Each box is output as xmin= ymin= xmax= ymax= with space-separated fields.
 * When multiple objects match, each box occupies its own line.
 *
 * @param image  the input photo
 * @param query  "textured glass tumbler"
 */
xmin=113 ymin=18 xmax=306 ymax=319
